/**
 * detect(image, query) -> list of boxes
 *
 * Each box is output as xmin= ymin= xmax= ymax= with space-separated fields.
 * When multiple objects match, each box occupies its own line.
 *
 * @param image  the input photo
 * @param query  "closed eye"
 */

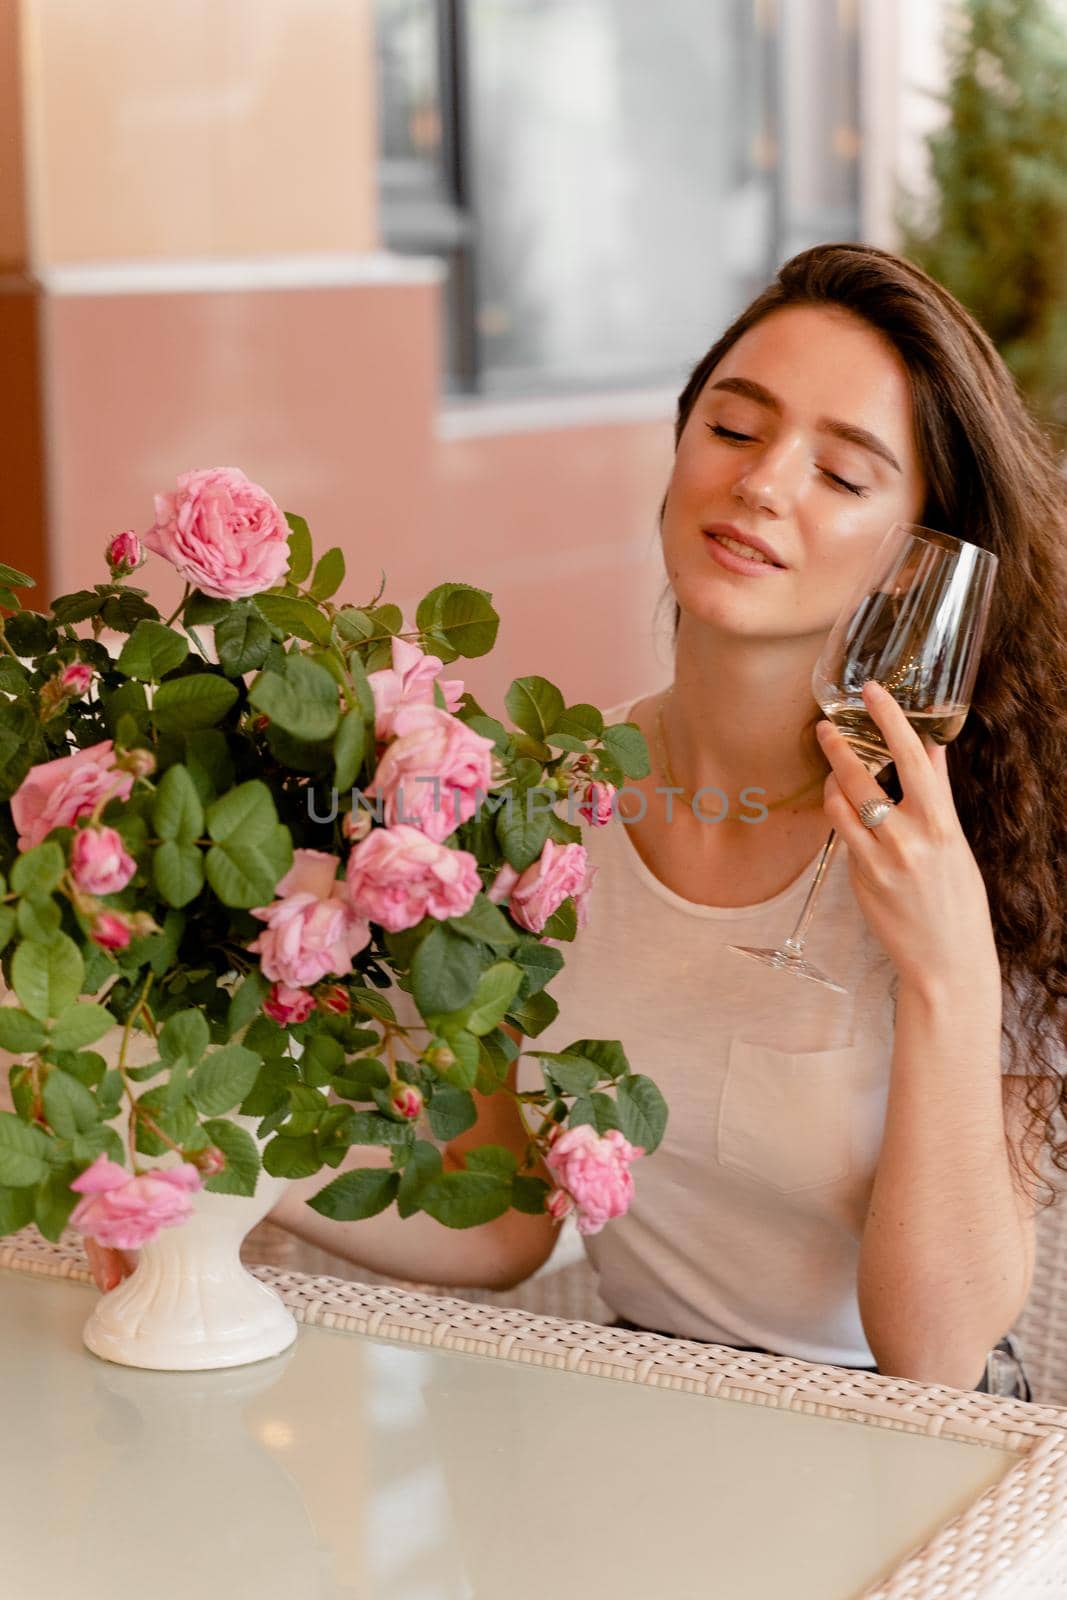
xmin=706 ymin=423 xmax=753 ymax=444
xmin=705 ymin=422 xmax=869 ymax=497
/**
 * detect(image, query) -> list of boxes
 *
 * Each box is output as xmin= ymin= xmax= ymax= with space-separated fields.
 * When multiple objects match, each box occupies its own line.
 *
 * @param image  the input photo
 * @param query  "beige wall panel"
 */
xmin=22 ymin=0 xmax=378 ymax=264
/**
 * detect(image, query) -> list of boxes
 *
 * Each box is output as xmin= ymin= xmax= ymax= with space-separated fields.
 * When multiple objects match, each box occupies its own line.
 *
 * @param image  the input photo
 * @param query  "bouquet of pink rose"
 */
xmin=0 ymin=468 xmax=664 ymax=1255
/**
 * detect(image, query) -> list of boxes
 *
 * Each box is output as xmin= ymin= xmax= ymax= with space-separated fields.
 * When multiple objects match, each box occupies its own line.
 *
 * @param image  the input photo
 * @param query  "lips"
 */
xmin=703 ymin=524 xmax=786 ymax=568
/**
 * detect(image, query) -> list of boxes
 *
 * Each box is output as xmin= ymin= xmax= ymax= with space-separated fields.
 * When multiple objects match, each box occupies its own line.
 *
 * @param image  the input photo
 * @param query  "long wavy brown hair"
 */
xmin=661 ymin=242 xmax=1067 ymax=1202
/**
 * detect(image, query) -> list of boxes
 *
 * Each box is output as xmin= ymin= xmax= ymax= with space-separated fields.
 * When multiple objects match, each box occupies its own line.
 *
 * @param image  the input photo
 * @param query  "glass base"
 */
xmin=728 ymin=943 xmax=849 ymax=995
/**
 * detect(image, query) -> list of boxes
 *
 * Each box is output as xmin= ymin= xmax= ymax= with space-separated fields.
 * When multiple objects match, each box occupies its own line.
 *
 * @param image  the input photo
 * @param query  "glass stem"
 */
xmin=781 ymin=828 xmax=840 ymax=959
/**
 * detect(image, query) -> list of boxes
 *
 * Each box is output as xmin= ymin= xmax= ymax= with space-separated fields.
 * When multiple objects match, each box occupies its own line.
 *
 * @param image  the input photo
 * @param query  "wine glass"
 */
xmin=728 ymin=522 xmax=998 ymax=993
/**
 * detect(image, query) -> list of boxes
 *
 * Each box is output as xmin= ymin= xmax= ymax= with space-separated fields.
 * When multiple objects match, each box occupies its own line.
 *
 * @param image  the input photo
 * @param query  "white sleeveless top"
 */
xmin=518 ymin=697 xmax=904 ymax=1366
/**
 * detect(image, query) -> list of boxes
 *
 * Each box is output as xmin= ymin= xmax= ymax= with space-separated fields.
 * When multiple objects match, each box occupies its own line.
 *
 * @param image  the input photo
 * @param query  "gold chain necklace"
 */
xmin=653 ymin=688 xmax=826 ymax=821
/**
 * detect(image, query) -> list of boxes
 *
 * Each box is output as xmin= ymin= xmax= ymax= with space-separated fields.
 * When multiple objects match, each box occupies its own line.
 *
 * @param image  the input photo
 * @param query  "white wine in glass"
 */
xmin=729 ymin=522 xmax=998 ymax=994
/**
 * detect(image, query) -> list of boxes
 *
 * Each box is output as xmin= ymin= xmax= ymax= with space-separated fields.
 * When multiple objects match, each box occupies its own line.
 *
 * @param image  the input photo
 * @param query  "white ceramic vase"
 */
xmin=80 ymin=1017 xmax=300 ymax=1369
xmin=81 ymin=1114 xmax=298 ymax=1371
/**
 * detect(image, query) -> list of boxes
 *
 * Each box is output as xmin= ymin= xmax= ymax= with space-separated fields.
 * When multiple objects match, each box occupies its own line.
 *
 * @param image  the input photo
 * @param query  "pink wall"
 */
xmin=42 ymin=278 xmax=676 ymax=719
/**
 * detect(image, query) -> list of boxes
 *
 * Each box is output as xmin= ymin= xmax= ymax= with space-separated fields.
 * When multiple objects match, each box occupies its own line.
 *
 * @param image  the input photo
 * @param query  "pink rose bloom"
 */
xmin=544 ymin=1125 xmax=644 ymax=1237
xmin=144 ymin=467 xmax=290 ymax=600
xmin=71 ymin=826 xmax=136 ymax=897
xmin=262 ymin=982 xmax=316 ymax=1026
xmin=107 ymin=530 xmax=144 ymax=576
xmin=91 ymin=911 xmax=132 ymax=951
xmin=10 ymin=741 xmax=134 ymax=852
xmin=368 ymin=703 xmax=496 ymax=843
xmin=249 ymin=849 xmax=370 ymax=987
xmin=367 ymin=637 xmax=465 ymax=739
xmin=59 ymin=662 xmax=93 ymax=697
xmin=345 ymin=823 xmax=481 ymax=933
xmin=576 ymin=780 xmax=616 ymax=827
xmin=70 ymin=1154 xmax=202 ymax=1250
xmin=486 ymin=839 xmax=597 ymax=933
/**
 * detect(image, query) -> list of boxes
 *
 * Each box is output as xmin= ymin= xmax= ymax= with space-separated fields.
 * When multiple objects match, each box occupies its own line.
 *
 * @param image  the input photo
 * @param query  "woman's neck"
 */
xmin=664 ymin=627 xmax=829 ymax=801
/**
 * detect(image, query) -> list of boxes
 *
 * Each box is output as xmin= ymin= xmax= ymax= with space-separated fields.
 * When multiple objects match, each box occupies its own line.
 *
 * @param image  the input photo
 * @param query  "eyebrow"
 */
xmin=707 ymin=377 xmax=903 ymax=474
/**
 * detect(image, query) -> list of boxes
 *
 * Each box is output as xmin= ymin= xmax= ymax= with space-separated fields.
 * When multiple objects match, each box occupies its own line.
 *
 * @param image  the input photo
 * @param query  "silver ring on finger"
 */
xmin=858 ymin=796 xmax=896 ymax=830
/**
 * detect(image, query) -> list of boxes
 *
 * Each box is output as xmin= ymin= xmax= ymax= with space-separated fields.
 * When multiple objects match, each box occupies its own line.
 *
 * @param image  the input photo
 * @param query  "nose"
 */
xmin=732 ymin=436 xmax=804 ymax=518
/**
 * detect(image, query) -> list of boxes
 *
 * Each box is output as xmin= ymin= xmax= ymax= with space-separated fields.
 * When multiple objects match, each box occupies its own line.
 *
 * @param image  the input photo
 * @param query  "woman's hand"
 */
xmin=816 ymin=680 xmax=999 ymax=991
xmin=84 ymin=1238 xmax=138 ymax=1292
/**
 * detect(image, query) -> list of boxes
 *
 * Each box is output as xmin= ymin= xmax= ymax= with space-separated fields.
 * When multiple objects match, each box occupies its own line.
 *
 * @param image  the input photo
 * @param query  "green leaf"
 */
xmin=184 ymin=730 xmax=234 ymax=800
xmin=411 ymin=924 xmax=482 ymax=1015
xmin=615 ymin=1074 xmax=668 ymax=1154
xmin=255 ymin=593 xmax=332 ymax=647
xmin=568 ymin=1091 xmax=621 ymax=1136
xmin=464 ymin=961 xmax=524 ymax=1037
xmin=333 ymin=707 xmax=366 ymax=791
xmin=215 ymin=605 xmax=272 ymax=676
xmin=447 ymin=895 xmax=521 ymax=950
xmin=416 ymin=583 xmax=499 ymax=661
xmin=240 ymin=1055 xmax=300 ymax=1117
xmin=262 ymin=1132 xmax=321 ymax=1179
xmin=190 ymin=1044 xmax=262 ymax=1116
xmin=555 ymin=703 xmax=604 ymax=741
xmin=511 ymin=1174 xmax=549 ymax=1214
xmin=307 ymin=1167 xmax=398 ymax=1220
xmin=153 ymin=763 xmax=204 ymax=843
xmin=116 ymin=620 xmax=189 ymax=681
xmin=505 ymin=987 xmax=559 ymax=1038
xmin=0 ymin=1114 xmax=50 ymax=1186
xmin=226 ymin=970 xmax=269 ymax=1038
xmin=17 ymin=897 xmax=62 ymax=946
xmin=51 ymin=589 xmax=103 ymax=626
xmin=426 ymin=1027 xmax=480 ymax=1090
xmin=0 ymin=906 xmax=15 ymax=956
xmin=464 ymin=1144 xmax=519 ymax=1178
xmin=249 ymin=655 xmax=339 ymax=741
xmin=495 ymin=804 xmax=551 ymax=872
xmin=205 ymin=829 xmax=291 ymax=907
xmin=201 ymin=1119 xmax=260 ymax=1196
xmin=333 ymin=607 xmax=375 ymax=645
xmin=339 ymin=1110 xmax=414 ymax=1148
xmin=70 ymin=1124 xmax=124 ymax=1165
xmin=49 ymin=1004 xmax=115 ymax=1053
xmin=416 ymin=1169 xmax=510 ymax=1228
xmin=601 ymin=721 xmax=651 ymax=780
xmin=309 ymin=547 xmax=346 ymax=601
xmin=0 ymin=561 xmax=34 ymax=588
xmin=284 ymin=513 xmax=313 ymax=584
xmin=396 ymin=1139 xmax=443 ymax=1218
xmin=10 ymin=842 xmax=65 ymax=898
xmin=159 ymin=1009 xmax=209 ymax=1065
xmin=0 ymin=1009 xmax=47 ymax=1053
xmin=153 ymin=674 xmax=239 ymax=732
xmin=511 ymin=936 xmax=564 ymax=1000
xmin=426 ymin=1085 xmax=477 ymax=1141
xmin=538 ymin=1053 xmax=599 ymax=1096
xmin=12 ymin=933 xmax=84 ymax=1022
xmin=300 ymin=1033 xmax=345 ymax=1087
xmin=153 ymin=841 xmax=204 ymax=907
xmin=0 ymin=1185 xmax=36 ymax=1236
xmin=133 ymin=1087 xmax=197 ymax=1156
xmin=562 ymin=1038 xmax=631 ymax=1081
xmin=331 ymin=1058 xmax=390 ymax=1102
xmin=540 ymin=898 xmax=578 ymax=943
xmin=42 ymin=1069 xmax=100 ymax=1138
xmin=183 ymin=591 xmax=231 ymax=626
xmin=35 ymin=1167 xmax=81 ymax=1242
xmin=505 ymin=676 xmax=566 ymax=742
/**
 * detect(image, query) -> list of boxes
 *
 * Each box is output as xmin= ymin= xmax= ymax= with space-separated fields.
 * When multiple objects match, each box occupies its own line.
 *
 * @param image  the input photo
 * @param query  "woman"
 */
xmin=93 ymin=245 xmax=1067 ymax=1398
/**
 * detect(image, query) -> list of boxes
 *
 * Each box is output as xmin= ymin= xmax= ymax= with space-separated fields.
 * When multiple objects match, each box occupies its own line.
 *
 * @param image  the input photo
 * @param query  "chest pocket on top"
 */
xmin=716 ymin=1036 xmax=861 ymax=1194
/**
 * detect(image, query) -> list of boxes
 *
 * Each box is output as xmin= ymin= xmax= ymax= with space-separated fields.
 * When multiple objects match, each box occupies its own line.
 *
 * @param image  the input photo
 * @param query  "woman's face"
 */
xmin=661 ymin=304 xmax=927 ymax=641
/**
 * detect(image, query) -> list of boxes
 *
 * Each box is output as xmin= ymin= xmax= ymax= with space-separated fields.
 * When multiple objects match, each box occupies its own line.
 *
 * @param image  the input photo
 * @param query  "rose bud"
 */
xmin=70 ymin=825 xmax=136 ymax=897
xmin=106 ymin=530 xmax=144 ymax=577
xmin=127 ymin=912 xmax=161 ymax=939
xmin=59 ymin=662 xmax=94 ymax=697
xmin=317 ymin=984 xmax=349 ymax=1015
xmin=251 ymin=714 xmax=270 ymax=734
xmin=91 ymin=911 xmax=132 ymax=952
xmin=115 ymin=746 xmax=156 ymax=779
xmin=341 ymin=808 xmax=373 ymax=844
xmin=488 ymin=755 xmax=510 ymax=790
xmin=190 ymin=1145 xmax=227 ymax=1177
xmin=546 ymin=1188 xmax=575 ymax=1222
xmin=263 ymin=982 xmax=315 ymax=1026
xmin=390 ymin=1084 xmax=423 ymax=1120
xmin=422 ymin=1043 xmax=456 ymax=1071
